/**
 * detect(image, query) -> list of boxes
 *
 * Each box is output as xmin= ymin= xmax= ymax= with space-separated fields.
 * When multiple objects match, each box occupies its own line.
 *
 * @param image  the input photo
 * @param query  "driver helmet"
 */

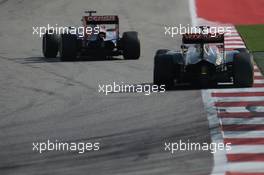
xmin=98 ymin=25 xmax=107 ymax=39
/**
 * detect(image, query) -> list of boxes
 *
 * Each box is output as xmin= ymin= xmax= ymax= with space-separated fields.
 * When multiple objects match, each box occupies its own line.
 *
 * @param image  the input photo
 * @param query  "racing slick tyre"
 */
xmin=154 ymin=53 xmax=174 ymax=89
xmin=122 ymin=31 xmax=140 ymax=60
xmin=233 ymin=52 xmax=254 ymax=87
xmin=42 ymin=32 xmax=58 ymax=58
xmin=59 ymin=34 xmax=77 ymax=61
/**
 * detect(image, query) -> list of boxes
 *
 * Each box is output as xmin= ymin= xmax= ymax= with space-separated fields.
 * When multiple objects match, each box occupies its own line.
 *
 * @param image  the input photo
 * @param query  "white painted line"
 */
xmin=255 ymin=72 xmax=262 ymax=76
xmin=225 ymin=43 xmax=245 ymax=46
xmin=225 ymin=41 xmax=245 ymax=44
xmin=225 ymin=37 xmax=242 ymax=40
xmin=228 ymin=33 xmax=239 ymax=36
xmin=229 ymin=31 xmax=239 ymax=33
xmin=208 ymin=88 xmax=264 ymax=93
xmin=229 ymin=29 xmax=238 ymax=33
xmin=202 ymin=90 xmax=227 ymax=175
xmin=218 ymin=106 xmax=264 ymax=113
xmin=226 ymin=162 xmax=264 ymax=172
xmin=214 ymin=96 xmax=264 ymax=102
xmin=227 ymin=145 xmax=264 ymax=154
xmin=225 ymin=33 xmax=239 ymax=35
xmin=225 ymin=45 xmax=246 ymax=48
xmin=226 ymin=26 xmax=236 ymax=29
xmin=217 ymin=107 xmax=249 ymax=113
xmin=221 ymin=118 xmax=264 ymax=125
xmin=255 ymin=79 xmax=264 ymax=84
xmin=223 ymin=131 xmax=264 ymax=138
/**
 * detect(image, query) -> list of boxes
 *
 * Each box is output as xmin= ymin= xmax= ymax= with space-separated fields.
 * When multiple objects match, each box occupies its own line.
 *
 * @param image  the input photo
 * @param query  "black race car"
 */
xmin=42 ymin=11 xmax=140 ymax=61
xmin=153 ymin=28 xmax=254 ymax=88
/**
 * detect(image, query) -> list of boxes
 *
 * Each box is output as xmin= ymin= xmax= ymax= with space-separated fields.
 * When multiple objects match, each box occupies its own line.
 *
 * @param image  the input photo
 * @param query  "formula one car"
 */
xmin=154 ymin=27 xmax=254 ymax=88
xmin=42 ymin=11 xmax=140 ymax=61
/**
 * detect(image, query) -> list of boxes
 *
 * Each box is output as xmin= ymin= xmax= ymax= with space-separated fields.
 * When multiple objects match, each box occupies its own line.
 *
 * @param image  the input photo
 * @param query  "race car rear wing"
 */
xmin=83 ymin=15 xmax=119 ymax=24
xmin=182 ymin=33 xmax=224 ymax=44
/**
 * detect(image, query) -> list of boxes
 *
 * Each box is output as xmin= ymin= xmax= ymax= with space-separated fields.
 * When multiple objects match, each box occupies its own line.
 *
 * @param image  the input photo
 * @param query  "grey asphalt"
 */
xmin=0 ymin=0 xmax=213 ymax=174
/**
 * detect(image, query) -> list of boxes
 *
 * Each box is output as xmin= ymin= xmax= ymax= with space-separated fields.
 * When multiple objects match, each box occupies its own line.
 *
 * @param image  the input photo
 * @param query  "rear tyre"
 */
xmin=122 ymin=31 xmax=140 ymax=60
xmin=42 ymin=32 xmax=58 ymax=58
xmin=59 ymin=34 xmax=77 ymax=61
xmin=233 ymin=52 xmax=254 ymax=87
xmin=154 ymin=53 xmax=174 ymax=89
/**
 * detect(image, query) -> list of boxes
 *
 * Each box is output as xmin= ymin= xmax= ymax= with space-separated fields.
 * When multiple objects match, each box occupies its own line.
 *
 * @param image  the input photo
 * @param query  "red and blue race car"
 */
xmin=42 ymin=11 xmax=140 ymax=61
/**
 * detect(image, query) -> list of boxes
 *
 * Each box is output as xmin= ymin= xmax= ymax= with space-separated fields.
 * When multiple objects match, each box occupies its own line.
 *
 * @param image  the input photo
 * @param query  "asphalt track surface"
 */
xmin=0 ymin=0 xmax=213 ymax=174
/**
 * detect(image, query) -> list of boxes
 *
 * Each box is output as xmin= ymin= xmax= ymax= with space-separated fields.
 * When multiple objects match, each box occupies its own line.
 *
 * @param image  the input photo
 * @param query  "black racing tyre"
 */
xmin=154 ymin=54 xmax=174 ymax=89
xmin=42 ymin=32 xmax=58 ymax=58
xmin=155 ymin=49 xmax=169 ymax=55
xmin=233 ymin=52 xmax=254 ymax=87
xmin=59 ymin=34 xmax=77 ymax=61
xmin=122 ymin=31 xmax=140 ymax=60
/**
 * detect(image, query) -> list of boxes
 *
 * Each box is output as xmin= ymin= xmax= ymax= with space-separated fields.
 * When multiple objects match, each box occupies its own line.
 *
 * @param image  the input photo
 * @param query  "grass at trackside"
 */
xmin=236 ymin=24 xmax=264 ymax=74
xmin=236 ymin=24 xmax=264 ymax=52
